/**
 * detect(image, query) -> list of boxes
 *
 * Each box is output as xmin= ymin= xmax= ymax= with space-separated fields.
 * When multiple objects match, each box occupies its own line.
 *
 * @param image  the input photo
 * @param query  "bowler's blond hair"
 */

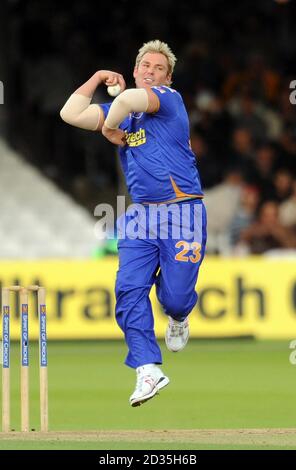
xmin=135 ymin=40 xmax=177 ymax=77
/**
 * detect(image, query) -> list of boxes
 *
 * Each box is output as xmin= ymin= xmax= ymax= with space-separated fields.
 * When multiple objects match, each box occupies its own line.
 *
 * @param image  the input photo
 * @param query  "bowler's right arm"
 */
xmin=60 ymin=70 xmax=126 ymax=132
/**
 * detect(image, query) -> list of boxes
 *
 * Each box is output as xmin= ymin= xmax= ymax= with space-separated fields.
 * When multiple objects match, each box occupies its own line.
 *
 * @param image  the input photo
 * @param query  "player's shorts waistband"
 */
xmin=141 ymin=195 xmax=204 ymax=206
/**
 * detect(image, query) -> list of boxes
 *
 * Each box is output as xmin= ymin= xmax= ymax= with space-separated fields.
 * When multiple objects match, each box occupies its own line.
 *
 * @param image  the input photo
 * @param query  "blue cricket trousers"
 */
xmin=115 ymin=199 xmax=207 ymax=368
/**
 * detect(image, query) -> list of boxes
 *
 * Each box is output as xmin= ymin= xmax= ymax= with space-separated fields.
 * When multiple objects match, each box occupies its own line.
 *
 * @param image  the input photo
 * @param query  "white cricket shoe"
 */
xmin=165 ymin=316 xmax=189 ymax=352
xmin=129 ymin=364 xmax=170 ymax=407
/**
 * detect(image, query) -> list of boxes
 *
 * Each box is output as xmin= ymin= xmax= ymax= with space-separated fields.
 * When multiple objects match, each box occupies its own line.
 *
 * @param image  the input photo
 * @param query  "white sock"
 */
xmin=136 ymin=363 xmax=157 ymax=375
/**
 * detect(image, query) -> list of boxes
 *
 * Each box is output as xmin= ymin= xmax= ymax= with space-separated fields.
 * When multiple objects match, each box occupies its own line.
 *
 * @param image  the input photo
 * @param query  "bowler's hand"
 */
xmin=102 ymin=125 xmax=127 ymax=147
xmin=97 ymin=70 xmax=126 ymax=92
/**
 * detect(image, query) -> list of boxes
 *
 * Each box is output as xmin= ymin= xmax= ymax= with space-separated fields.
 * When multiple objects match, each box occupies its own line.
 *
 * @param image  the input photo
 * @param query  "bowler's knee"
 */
xmin=161 ymin=292 xmax=198 ymax=318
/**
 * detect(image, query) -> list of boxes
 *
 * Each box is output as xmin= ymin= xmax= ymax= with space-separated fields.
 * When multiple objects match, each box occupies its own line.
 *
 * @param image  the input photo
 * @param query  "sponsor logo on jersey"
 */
xmin=126 ymin=127 xmax=146 ymax=147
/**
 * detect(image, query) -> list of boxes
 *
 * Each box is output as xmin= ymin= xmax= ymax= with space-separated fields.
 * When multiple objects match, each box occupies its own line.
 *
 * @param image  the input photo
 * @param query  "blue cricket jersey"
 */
xmin=100 ymin=85 xmax=203 ymax=203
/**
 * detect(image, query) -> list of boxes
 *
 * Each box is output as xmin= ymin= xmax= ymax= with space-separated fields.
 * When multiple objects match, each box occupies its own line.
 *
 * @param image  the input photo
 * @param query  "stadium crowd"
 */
xmin=2 ymin=0 xmax=296 ymax=255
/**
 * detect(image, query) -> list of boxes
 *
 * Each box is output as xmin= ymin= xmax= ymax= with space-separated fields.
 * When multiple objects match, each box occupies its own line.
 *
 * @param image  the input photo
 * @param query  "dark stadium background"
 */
xmin=0 ymin=1 xmax=295 ymax=256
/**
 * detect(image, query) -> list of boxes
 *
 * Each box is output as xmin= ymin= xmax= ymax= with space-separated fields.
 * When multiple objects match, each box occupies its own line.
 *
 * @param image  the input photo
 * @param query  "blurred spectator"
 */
xmin=191 ymin=89 xmax=234 ymax=166
xmin=174 ymin=42 xmax=222 ymax=101
xmin=205 ymin=169 xmax=244 ymax=253
xmin=279 ymin=178 xmax=296 ymax=227
xmin=223 ymin=52 xmax=281 ymax=104
xmin=256 ymin=102 xmax=283 ymax=141
xmin=251 ymin=143 xmax=278 ymax=198
xmin=278 ymin=84 xmax=296 ymax=129
xmin=272 ymin=168 xmax=293 ymax=202
xmin=190 ymin=130 xmax=222 ymax=189
xmin=237 ymin=200 xmax=296 ymax=254
xmin=230 ymin=92 xmax=267 ymax=144
xmin=278 ymin=124 xmax=296 ymax=170
xmin=229 ymin=127 xmax=256 ymax=180
xmin=228 ymin=184 xmax=260 ymax=246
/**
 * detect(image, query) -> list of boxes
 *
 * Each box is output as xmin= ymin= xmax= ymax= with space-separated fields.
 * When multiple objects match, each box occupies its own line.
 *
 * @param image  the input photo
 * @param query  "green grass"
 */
xmin=1 ymin=340 xmax=296 ymax=449
xmin=0 ymin=441 xmax=295 ymax=450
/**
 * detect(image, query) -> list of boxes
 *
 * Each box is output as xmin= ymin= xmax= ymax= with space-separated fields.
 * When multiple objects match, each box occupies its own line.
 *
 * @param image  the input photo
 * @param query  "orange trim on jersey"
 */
xmin=170 ymin=176 xmax=202 ymax=200
xmin=140 ymin=176 xmax=203 ymax=205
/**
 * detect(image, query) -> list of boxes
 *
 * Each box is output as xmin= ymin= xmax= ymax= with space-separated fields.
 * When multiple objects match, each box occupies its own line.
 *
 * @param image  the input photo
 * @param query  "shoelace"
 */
xmin=169 ymin=319 xmax=187 ymax=337
xmin=136 ymin=373 xmax=153 ymax=392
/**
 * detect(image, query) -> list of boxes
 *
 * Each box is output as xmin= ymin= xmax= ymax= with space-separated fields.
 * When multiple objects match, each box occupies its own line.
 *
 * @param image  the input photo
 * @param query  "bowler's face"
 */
xmin=133 ymin=52 xmax=171 ymax=89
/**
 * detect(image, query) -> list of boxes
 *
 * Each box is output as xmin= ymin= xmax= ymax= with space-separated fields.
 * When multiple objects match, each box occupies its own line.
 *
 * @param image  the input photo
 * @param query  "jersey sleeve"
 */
xmin=151 ymin=86 xmax=181 ymax=119
xmin=99 ymin=102 xmax=112 ymax=119
xmin=98 ymin=102 xmax=128 ymax=130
